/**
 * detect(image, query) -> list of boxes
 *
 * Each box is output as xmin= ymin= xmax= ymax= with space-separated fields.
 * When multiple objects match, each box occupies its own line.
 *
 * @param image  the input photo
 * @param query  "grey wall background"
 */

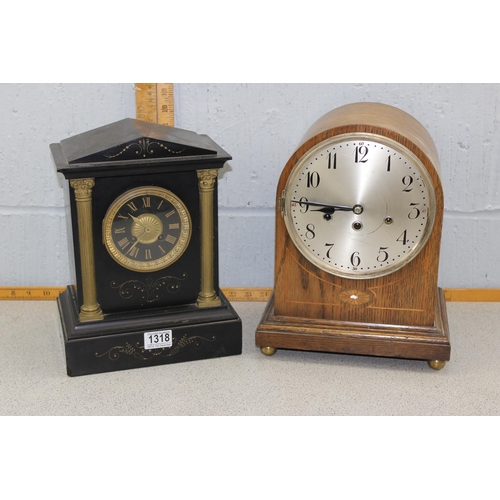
xmin=1 ymin=83 xmax=499 ymax=289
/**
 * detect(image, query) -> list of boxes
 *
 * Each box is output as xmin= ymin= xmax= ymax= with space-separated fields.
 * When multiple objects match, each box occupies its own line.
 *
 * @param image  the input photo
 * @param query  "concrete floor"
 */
xmin=1 ymin=299 xmax=499 ymax=416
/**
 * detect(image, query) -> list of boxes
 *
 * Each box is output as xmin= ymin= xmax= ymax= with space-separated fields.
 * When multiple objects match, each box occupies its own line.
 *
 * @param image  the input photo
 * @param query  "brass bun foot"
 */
xmin=260 ymin=346 xmax=277 ymax=356
xmin=428 ymin=360 xmax=446 ymax=370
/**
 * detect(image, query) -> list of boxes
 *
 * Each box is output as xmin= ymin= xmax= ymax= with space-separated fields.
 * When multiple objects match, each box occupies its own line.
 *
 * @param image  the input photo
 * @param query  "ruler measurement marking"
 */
xmin=0 ymin=287 xmax=66 ymax=300
xmin=222 ymin=288 xmax=273 ymax=302
xmin=1 ymin=287 xmax=500 ymax=302
xmin=0 ymin=287 xmax=273 ymax=301
xmin=135 ymin=83 xmax=174 ymax=126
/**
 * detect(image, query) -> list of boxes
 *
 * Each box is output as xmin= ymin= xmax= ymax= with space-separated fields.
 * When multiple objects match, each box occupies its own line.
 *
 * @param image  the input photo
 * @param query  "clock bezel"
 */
xmin=282 ymin=132 xmax=437 ymax=280
xmin=102 ymin=185 xmax=192 ymax=273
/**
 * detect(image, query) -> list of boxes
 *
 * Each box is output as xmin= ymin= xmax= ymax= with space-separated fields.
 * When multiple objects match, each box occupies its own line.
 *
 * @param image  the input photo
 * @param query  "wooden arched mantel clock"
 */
xmin=255 ymin=102 xmax=451 ymax=369
xmin=52 ymin=118 xmax=242 ymax=376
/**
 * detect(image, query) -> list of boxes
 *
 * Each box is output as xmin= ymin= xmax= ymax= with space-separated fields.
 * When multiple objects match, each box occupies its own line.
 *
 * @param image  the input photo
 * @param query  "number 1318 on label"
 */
xmin=144 ymin=330 xmax=173 ymax=350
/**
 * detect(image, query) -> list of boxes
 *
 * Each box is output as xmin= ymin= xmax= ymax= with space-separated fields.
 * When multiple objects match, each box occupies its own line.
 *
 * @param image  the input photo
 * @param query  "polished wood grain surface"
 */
xmin=256 ymin=289 xmax=450 ymax=361
xmin=257 ymin=102 xmax=451 ymax=364
xmin=274 ymin=103 xmax=443 ymax=327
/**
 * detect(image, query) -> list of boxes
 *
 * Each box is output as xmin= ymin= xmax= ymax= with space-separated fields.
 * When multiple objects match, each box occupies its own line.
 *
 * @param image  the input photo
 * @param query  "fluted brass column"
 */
xmin=197 ymin=169 xmax=221 ymax=308
xmin=70 ymin=178 xmax=104 ymax=321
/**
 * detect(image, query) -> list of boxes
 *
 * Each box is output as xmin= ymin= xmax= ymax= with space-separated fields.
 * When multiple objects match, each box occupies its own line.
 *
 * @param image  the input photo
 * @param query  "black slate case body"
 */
xmin=52 ymin=119 xmax=242 ymax=376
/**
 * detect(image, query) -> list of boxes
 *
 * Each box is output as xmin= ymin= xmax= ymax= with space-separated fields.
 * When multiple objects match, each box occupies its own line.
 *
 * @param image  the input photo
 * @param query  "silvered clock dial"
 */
xmin=282 ymin=134 xmax=436 ymax=279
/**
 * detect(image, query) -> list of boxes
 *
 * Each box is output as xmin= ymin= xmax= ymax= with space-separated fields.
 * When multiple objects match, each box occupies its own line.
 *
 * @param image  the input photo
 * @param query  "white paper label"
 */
xmin=144 ymin=330 xmax=173 ymax=350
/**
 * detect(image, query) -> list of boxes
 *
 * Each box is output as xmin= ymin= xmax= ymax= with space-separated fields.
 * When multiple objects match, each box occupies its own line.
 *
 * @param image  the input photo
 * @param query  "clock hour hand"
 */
xmin=126 ymin=231 xmax=145 ymax=254
xmin=312 ymin=205 xmax=355 ymax=215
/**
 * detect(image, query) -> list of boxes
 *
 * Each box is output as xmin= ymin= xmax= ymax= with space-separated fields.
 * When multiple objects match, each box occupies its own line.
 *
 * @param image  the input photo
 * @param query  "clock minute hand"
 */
xmin=126 ymin=226 xmax=148 ymax=255
xmin=292 ymin=200 xmax=355 ymax=214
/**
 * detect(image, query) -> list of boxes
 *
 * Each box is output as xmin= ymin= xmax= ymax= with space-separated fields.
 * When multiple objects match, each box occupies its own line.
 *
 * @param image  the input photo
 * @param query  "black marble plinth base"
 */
xmin=57 ymin=285 xmax=242 ymax=376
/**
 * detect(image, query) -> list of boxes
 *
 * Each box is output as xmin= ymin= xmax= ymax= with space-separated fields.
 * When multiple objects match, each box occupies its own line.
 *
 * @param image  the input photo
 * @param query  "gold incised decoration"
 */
xmin=103 ymin=138 xmax=186 ymax=159
xmin=95 ymin=334 xmax=219 ymax=361
xmin=197 ymin=169 xmax=221 ymax=307
xmin=70 ymin=178 xmax=103 ymax=322
xmin=110 ymin=273 xmax=187 ymax=302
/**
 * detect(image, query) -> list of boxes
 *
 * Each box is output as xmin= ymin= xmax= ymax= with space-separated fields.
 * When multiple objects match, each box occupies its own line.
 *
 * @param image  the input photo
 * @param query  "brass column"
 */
xmin=70 ymin=178 xmax=104 ymax=321
xmin=197 ymin=169 xmax=221 ymax=308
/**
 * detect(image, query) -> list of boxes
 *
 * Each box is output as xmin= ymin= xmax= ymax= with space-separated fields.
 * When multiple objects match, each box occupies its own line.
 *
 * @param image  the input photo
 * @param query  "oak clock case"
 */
xmin=256 ymin=102 xmax=451 ymax=369
xmin=51 ymin=118 xmax=242 ymax=377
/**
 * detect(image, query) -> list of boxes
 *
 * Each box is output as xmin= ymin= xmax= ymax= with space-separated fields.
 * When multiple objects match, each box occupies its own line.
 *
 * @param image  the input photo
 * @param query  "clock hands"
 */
xmin=125 ymin=227 xmax=149 ymax=255
xmin=312 ymin=204 xmax=355 ymax=215
xmin=126 ymin=213 xmax=164 ymax=255
xmin=292 ymin=200 xmax=363 ymax=215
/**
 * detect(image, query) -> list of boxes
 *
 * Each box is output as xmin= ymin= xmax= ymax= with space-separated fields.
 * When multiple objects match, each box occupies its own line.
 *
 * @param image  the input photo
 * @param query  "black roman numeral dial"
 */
xmin=283 ymin=133 xmax=436 ymax=279
xmin=103 ymin=186 xmax=191 ymax=272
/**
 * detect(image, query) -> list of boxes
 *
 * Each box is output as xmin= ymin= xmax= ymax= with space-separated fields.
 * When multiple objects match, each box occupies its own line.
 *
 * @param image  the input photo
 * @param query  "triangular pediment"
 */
xmin=59 ymin=118 xmax=218 ymax=164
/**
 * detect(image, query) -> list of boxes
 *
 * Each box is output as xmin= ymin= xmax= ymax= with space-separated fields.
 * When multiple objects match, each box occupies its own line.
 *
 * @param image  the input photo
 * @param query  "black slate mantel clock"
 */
xmin=52 ymin=118 xmax=242 ymax=376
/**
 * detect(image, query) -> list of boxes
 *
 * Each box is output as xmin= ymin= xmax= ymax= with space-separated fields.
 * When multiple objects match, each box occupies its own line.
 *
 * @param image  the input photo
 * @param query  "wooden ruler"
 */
xmin=0 ymin=287 xmax=273 ymax=301
xmin=0 ymin=287 xmax=66 ymax=301
xmin=1 ymin=287 xmax=500 ymax=302
xmin=443 ymin=288 xmax=500 ymax=302
xmin=135 ymin=83 xmax=175 ymax=126
xmin=222 ymin=287 xmax=273 ymax=302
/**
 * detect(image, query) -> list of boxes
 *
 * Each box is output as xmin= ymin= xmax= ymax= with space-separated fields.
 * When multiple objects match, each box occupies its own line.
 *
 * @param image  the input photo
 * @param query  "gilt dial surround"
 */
xmin=103 ymin=186 xmax=192 ymax=272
